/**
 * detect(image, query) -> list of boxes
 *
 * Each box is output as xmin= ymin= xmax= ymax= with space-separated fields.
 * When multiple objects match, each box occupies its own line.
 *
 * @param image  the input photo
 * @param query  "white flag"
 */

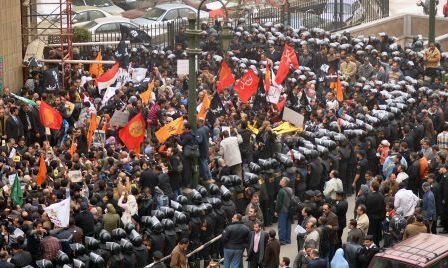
xmin=44 ymin=198 xmax=71 ymax=228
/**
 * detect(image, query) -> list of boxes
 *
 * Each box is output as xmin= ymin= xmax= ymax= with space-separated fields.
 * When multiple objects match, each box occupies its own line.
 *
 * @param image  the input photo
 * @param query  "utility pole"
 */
xmin=185 ymin=13 xmax=201 ymax=188
xmin=428 ymin=0 xmax=436 ymax=43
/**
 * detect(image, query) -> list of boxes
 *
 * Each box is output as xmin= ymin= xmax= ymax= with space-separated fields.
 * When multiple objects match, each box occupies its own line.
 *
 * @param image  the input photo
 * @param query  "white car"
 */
xmin=72 ymin=6 xmax=113 ymax=27
xmin=72 ymin=0 xmax=125 ymax=15
xmin=82 ymin=17 xmax=139 ymax=41
xmin=132 ymin=3 xmax=209 ymax=26
xmin=320 ymin=0 xmax=365 ymax=25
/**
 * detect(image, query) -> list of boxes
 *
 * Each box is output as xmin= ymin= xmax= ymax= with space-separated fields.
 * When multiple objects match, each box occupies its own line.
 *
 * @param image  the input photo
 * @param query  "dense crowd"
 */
xmin=1 ymin=17 xmax=448 ymax=268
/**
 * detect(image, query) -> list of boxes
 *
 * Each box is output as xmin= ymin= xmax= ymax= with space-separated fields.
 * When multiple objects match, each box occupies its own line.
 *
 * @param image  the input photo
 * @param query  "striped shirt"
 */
xmin=437 ymin=131 xmax=448 ymax=149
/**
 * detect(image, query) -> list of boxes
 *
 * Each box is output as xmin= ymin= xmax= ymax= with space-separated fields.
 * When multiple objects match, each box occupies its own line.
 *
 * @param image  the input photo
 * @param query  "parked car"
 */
xmin=132 ymin=3 xmax=209 ymax=26
xmin=111 ymin=0 xmax=153 ymax=11
xmin=82 ymin=16 xmax=139 ymax=41
xmin=72 ymin=0 xmax=125 ymax=15
xmin=72 ymin=6 xmax=113 ymax=27
xmin=320 ymin=0 xmax=365 ymax=25
xmin=369 ymin=233 xmax=448 ymax=267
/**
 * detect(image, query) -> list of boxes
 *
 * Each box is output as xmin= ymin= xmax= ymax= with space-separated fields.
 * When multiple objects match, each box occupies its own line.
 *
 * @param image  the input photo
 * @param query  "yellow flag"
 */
xmin=155 ymin=117 xmax=185 ymax=144
xmin=140 ymin=81 xmax=154 ymax=104
xmin=89 ymin=51 xmax=104 ymax=78
xmin=272 ymin=122 xmax=303 ymax=134
xmin=197 ymin=92 xmax=211 ymax=120
xmin=247 ymin=123 xmax=259 ymax=135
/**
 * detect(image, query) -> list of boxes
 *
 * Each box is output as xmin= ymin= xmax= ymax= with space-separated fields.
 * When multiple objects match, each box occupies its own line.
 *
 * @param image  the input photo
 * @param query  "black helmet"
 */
xmin=249 ymin=162 xmax=261 ymax=173
xmin=105 ymin=242 xmax=120 ymax=254
xmin=99 ymin=230 xmax=111 ymax=243
xmin=162 ymin=219 xmax=176 ymax=235
xmin=141 ymin=216 xmax=152 ymax=226
xmin=36 ymin=260 xmax=53 ymax=268
xmin=70 ymin=243 xmax=86 ymax=256
xmin=170 ymin=200 xmax=183 ymax=211
xmin=120 ymin=239 xmax=133 ymax=253
xmin=220 ymin=176 xmax=232 ymax=186
xmin=111 ymin=228 xmax=127 ymax=241
xmin=129 ymin=230 xmax=143 ymax=246
xmin=210 ymin=198 xmax=222 ymax=209
xmin=56 ymin=251 xmax=70 ymax=264
xmin=228 ymin=175 xmax=242 ymax=186
xmin=85 ymin=236 xmax=100 ymax=250
xmin=151 ymin=210 xmax=166 ymax=220
xmin=73 ymin=259 xmax=85 ymax=268
xmin=191 ymin=190 xmax=202 ymax=204
xmin=208 ymin=184 xmax=220 ymax=196
xmin=221 ymin=186 xmax=231 ymax=200
xmin=160 ymin=206 xmax=175 ymax=219
xmin=124 ymin=223 xmax=135 ymax=234
xmin=196 ymin=185 xmax=208 ymax=197
xmin=176 ymin=195 xmax=188 ymax=205
xmin=174 ymin=211 xmax=187 ymax=224
xmin=152 ymin=222 xmax=164 ymax=233
xmin=189 ymin=205 xmax=200 ymax=217
xmin=244 ymin=172 xmax=258 ymax=186
xmin=89 ymin=252 xmax=105 ymax=267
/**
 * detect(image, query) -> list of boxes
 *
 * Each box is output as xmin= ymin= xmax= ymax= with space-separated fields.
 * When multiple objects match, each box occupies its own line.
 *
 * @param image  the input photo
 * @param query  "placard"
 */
xmin=177 ymin=60 xmax=189 ymax=75
xmin=131 ymin=68 xmax=148 ymax=83
xmin=92 ymin=130 xmax=106 ymax=147
xmin=267 ymin=85 xmax=282 ymax=104
xmin=282 ymin=107 xmax=304 ymax=128
xmin=68 ymin=170 xmax=83 ymax=183
xmin=109 ymin=110 xmax=130 ymax=127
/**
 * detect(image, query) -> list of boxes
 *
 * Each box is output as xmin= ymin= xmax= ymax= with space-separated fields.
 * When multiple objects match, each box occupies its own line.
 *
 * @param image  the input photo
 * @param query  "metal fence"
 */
xmin=240 ymin=0 xmax=389 ymax=32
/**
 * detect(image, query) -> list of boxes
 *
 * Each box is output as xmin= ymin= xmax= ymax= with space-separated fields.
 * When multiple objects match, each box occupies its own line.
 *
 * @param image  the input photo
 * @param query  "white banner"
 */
xmin=131 ymin=68 xmax=148 ymax=83
xmin=44 ymin=198 xmax=71 ymax=228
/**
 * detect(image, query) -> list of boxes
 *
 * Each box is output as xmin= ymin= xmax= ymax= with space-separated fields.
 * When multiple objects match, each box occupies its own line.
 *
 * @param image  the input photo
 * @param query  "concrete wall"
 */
xmin=337 ymin=14 xmax=448 ymax=51
xmin=0 ymin=0 xmax=23 ymax=92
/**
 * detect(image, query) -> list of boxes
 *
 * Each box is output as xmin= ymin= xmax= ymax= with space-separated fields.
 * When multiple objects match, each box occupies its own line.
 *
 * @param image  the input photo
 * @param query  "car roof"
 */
xmin=93 ymin=16 xmax=131 ymax=23
xmin=73 ymin=5 xmax=108 ymax=12
xmin=154 ymin=3 xmax=193 ymax=10
xmin=373 ymin=234 xmax=448 ymax=266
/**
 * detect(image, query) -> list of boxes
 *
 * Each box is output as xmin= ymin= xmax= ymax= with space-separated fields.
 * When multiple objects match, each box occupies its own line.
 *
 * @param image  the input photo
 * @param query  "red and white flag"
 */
xmin=275 ymin=44 xmax=299 ymax=85
xmin=96 ymin=63 xmax=120 ymax=91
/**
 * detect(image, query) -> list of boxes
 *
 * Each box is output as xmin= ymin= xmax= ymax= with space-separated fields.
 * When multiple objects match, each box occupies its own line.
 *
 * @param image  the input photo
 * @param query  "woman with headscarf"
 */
xmin=331 ymin=248 xmax=349 ymax=268
xmin=118 ymin=189 xmax=138 ymax=226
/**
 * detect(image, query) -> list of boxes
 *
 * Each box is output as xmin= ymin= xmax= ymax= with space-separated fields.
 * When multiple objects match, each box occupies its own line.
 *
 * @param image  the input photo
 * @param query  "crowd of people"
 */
xmin=1 ymin=16 xmax=448 ymax=268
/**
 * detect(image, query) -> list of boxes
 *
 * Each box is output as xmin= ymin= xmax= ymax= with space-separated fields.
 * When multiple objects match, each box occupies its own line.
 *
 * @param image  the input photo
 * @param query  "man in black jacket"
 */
xmin=222 ymin=213 xmax=251 ymax=268
xmin=365 ymin=181 xmax=386 ymax=246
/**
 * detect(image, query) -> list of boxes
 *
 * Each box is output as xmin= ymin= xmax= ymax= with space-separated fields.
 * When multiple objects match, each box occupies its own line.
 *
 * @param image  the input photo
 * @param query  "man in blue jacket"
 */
xmin=222 ymin=213 xmax=251 ymax=268
xmin=422 ymin=182 xmax=436 ymax=232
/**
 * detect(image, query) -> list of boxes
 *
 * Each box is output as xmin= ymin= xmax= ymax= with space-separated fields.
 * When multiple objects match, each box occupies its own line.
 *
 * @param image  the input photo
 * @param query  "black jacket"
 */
xmin=365 ymin=192 xmax=386 ymax=221
xmin=222 ymin=221 xmax=251 ymax=250
xmin=75 ymin=210 xmax=95 ymax=236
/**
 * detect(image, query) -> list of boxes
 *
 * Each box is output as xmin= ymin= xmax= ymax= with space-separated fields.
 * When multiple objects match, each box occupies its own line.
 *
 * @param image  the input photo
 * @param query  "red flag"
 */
xmin=275 ymin=97 xmax=287 ymax=112
xmin=119 ymin=112 xmax=146 ymax=152
xmin=265 ymin=65 xmax=272 ymax=93
xmin=36 ymin=155 xmax=47 ymax=186
xmin=275 ymin=44 xmax=299 ymax=85
xmin=234 ymin=69 xmax=260 ymax=103
xmin=216 ymin=61 xmax=235 ymax=93
xmin=39 ymin=101 xmax=63 ymax=130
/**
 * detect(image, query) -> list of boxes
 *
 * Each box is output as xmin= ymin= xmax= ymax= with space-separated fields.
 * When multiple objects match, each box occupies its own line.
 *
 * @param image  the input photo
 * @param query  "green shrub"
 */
xmin=73 ymin=27 xmax=92 ymax=42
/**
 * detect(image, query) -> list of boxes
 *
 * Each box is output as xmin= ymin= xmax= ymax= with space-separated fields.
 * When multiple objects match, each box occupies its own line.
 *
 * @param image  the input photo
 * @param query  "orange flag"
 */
xmin=265 ymin=64 xmax=272 ymax=93
xmin=69 ymin=140 xmax=77 ymax=158
xmin=140 ymin=80 xmax=154 ymax=104
xmin=39 ymin=100 xmax=63 ymax=130
xmin=86 ymin=113 xmax=98 ymax=148
xmin=89 ymin=51 xmax=104 ymax=78
xmin=197 ymin=92 xmax=211 ymax=120
xmin=36 ymin=155 xmax=47 ymax=186
xmin=102 ymin=114 xmax=110 ymax=131
xmin=216 ymin=61 xmax=235 ymax=93
xmin=330 ymin=76 xmax=344 ymax=102
xmin=119 ymin=112 xmax=146 ymax=152
xmin=155 ymin=117 xmax=184 ymax=144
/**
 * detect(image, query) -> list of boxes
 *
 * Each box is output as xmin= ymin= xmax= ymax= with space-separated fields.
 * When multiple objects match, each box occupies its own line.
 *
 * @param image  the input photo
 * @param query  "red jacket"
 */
xmin=444 ymin=2 xmax=448 ymax=17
